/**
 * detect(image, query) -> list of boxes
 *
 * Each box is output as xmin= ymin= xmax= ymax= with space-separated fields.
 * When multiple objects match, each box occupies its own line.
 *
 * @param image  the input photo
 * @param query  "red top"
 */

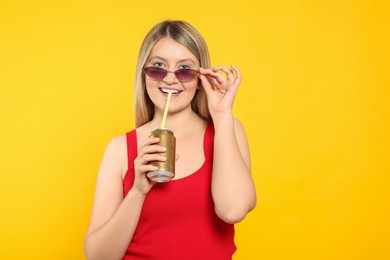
xmin=122 ymin=123 xmax=236 ymax=260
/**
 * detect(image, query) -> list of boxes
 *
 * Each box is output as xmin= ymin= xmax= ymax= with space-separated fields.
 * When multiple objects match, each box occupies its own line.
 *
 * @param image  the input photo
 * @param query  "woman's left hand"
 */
xmin=198 ymin=64 xmax=242 ymax=118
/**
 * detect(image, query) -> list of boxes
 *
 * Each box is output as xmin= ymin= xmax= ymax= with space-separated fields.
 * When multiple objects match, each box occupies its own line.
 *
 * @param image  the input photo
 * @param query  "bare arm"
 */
xmin=84 ymin=135 xmax=164 ymax=259
xmin=199 ymin=65 xmax=257 ymax=224
xmin=212 ymin=116 xmax=256 ymax=223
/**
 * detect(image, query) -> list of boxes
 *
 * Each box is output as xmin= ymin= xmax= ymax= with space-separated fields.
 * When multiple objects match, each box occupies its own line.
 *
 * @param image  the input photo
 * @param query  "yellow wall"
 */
xmin=1 ymin=0 xmax=389 ymax=259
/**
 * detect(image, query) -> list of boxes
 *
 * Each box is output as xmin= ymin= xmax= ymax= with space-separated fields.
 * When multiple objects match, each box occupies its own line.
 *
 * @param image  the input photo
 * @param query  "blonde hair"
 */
xmin=134 ymin=20 xmax=211 ymax=127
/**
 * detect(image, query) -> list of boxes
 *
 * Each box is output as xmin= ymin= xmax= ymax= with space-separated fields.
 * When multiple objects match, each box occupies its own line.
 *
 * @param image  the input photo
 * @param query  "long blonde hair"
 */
xmin=134 ymin=20 xmax=211 ymax=127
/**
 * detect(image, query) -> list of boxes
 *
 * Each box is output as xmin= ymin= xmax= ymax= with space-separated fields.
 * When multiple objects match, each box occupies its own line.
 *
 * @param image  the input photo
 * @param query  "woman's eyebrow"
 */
xmin=177 ymin=58 xmax=196 ymax=64
xmin=148 ymin=56 xmax=167 ymax=62
xmin=148 ymin=56 xmax=196 ymax=64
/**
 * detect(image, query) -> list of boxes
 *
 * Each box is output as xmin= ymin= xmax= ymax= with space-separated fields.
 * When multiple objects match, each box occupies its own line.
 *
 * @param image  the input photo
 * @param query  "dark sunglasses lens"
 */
xmin=175 ymin=69 xmax=198 ymax=82
xmin=144 ymin=67 xmax=167 ymax=80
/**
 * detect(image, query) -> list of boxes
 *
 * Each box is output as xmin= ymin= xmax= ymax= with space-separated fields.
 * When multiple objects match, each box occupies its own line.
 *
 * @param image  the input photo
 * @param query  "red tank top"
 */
xmin=122 ymin=123 xmax=236 ymax=259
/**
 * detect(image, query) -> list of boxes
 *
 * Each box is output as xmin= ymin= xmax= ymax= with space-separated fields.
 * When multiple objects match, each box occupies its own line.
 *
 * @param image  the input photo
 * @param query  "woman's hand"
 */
xmin=132 ymin=137 xmax=167 ymax=195
xmin=199 ymin=64 xmax=242 ymax=118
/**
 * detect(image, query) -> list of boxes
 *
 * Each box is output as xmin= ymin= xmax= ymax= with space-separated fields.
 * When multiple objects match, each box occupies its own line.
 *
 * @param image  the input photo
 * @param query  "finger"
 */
xmin=205 ymin=75 xmax=221 ymax=89
xmin=213 ymin=65 xmax=235 ymax=82
xmin=199 ymin=74 xmax=213 ymax=96
xmin=202 ymin=74 xmax=227 ymax=93
xmin=138 ymin=146 xmax=165 ymax=163
xmin=175 ymin=154 xmax=179 ymax=162
xmin=141 ymin=144 xmax=166 ymax=155
xmin=139 ymin=164 xmax=159 ymax=173
xmin=141 ymin=154 xmax=166 ymax=165
xmin=140 ymin=137 xmax=160 ymax=150
xmin=231 ymin=64 xmax=242 ymax=84
xmin=199 ymin=68 xmax=226 ymax=85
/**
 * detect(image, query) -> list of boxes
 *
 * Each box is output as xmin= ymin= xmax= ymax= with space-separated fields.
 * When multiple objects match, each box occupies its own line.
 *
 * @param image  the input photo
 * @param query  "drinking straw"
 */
xmin=161 ymin=91 xmax=172 ymax=128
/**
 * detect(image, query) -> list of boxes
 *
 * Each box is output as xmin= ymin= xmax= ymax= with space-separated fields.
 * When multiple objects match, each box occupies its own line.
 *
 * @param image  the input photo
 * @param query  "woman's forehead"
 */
xmin=148 ymin=37 xmax=198 ymax=65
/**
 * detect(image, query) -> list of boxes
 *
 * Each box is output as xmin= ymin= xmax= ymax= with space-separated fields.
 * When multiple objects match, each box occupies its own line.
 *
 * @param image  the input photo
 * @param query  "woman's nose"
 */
xmin=163 ymin=71 xmax=179 ymax=84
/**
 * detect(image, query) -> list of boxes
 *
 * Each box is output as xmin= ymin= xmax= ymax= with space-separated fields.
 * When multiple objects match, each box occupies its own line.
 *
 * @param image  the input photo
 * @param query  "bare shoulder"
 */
xmin=106 ymin=134 xmax=127 ymax=151
xmin=100 ymin=133 xmax=128 ymax=178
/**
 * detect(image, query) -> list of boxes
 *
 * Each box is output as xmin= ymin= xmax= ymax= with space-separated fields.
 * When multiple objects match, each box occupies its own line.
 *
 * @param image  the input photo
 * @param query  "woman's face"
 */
xmin=144 ymin=37 xmax=200 ymax=115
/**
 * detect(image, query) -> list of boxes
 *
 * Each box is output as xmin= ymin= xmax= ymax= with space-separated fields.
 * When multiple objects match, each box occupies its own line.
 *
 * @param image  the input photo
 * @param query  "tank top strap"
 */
xmin=126 ymin=129 xmax=138 ymax=168
xmin=123 ymin=129 xmax=137 ymax=195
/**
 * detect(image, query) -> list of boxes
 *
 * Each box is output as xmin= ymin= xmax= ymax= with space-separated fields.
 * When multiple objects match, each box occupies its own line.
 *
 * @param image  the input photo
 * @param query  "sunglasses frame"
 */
xmin=143 ymin=67 xmax=199 ymax=83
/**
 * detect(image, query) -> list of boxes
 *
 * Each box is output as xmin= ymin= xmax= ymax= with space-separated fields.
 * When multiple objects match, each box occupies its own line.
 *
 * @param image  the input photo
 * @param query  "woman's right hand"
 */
xmin=132 ymin=137 xmax=167 ymax=195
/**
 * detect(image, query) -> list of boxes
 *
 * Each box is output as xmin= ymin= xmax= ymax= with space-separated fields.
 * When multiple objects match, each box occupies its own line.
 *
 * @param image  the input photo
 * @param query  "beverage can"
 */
xmin=147 ymin=128 xmax=176 ymax=182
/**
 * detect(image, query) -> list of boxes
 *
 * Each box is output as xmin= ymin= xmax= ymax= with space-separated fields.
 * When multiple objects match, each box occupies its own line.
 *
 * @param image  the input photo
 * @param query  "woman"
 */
xmin=84 ymin=20 xmax=256 ymax=260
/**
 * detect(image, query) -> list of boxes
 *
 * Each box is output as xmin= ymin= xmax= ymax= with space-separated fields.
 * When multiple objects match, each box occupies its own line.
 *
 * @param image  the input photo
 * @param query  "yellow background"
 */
xmin=1 ymin=0 xmax=389 ymax=259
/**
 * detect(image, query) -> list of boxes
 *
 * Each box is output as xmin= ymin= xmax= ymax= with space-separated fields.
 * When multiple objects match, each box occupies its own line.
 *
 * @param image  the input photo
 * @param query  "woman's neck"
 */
xmin=150 ymin=107 xmax=206 ymax=135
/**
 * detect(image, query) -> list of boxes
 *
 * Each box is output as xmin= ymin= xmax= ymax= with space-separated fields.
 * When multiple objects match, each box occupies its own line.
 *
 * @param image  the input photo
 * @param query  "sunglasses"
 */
xmin=143 ymin=67 xmax=199 ymax=83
